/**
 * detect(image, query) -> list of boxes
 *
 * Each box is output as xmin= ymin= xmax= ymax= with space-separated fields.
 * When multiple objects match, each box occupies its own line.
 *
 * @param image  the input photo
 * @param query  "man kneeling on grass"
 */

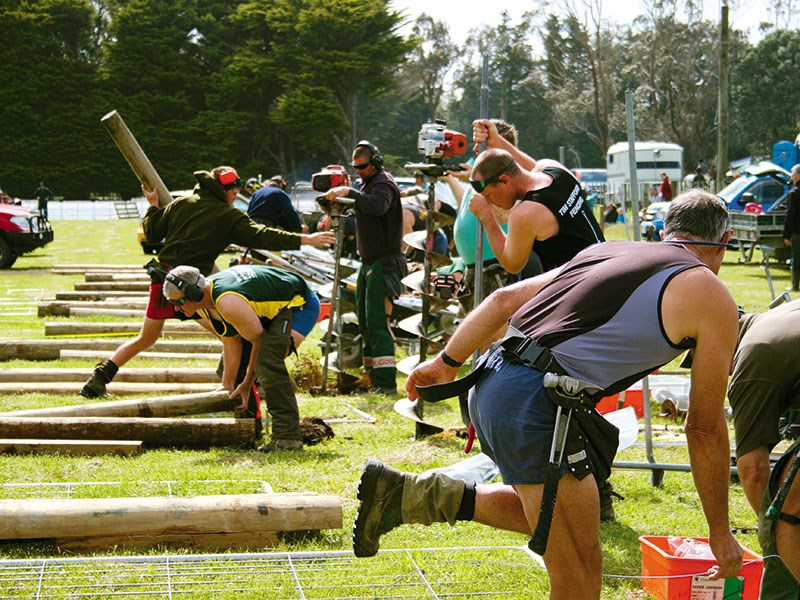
xmin=163 ymin=264 xmax=319 ymax=453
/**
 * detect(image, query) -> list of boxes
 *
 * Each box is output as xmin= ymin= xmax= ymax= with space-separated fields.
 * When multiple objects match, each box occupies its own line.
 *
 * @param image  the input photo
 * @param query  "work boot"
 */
xmin=79 ymin=359 xmax=119 ymax=398
xmin=353 ymin=460 xmax=467 ymax=557
xmin=598 ymin=479 xmax=624 ymax=522
xmin=257 ymin=438 xmax=303 ymax=453
xmin=353 ymin=459 xmax=405 ymax=557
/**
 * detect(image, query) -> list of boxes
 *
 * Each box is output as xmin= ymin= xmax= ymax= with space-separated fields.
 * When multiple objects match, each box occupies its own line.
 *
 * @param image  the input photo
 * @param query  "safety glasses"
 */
xmin=469 ymin=160 xmax=516 ymax=193
xmin=166 ymin=296 xmax=186 ymax=307
xmin=351 ymin=162 xmax=370 ymax=171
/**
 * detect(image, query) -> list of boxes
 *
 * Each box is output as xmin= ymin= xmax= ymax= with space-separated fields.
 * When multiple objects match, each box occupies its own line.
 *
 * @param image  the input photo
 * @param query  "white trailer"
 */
xmin=606 ymin=141 xmax=683 ymax=186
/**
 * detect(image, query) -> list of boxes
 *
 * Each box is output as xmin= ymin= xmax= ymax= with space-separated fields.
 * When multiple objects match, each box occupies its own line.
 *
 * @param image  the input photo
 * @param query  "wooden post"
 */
xmin=0 ymin=367 xmax=218 ymax=384
xmin=101 ymin=110 xmax=172 ymax=206
xmin=0 ymin=493 xmax=342 ymax=539
xmin=0 ymin=439 xmax=142 ymax=456
xmin=0 ymin=339 xmax=222 ymax=361
xmin=0 ymin=390 xmax=235 ymax=418
xmin=44 ymin=320 xmax=203 ymax=337
xmin=0 ymin=382 xmax=218 ymax=396
xmin=0 ymin=416 xmax=255 ymax=448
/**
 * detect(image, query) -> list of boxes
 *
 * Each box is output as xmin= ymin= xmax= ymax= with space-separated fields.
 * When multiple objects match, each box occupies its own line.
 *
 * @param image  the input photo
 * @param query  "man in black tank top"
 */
xmin=353 ymin=191 xmax=743 ymax=598
xmin=466 ymin=126 xmax=604 ymax=273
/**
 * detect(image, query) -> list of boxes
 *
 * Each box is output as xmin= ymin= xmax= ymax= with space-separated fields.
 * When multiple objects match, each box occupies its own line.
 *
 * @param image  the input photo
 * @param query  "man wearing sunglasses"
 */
xmin=80 ymin=166 xmax=334 ymax=400
xmin=162 ymin=264 xmax=320 ymax=452
xmin=468 ymin=122 xmax=604 ymax=276
xmin=323 ymin=141 xmax=407 ymax=394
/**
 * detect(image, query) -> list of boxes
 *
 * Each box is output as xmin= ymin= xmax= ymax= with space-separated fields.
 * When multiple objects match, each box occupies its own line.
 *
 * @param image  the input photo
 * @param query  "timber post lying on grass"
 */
xmin=0 ymin=439 xmax=142 ymax=456
xmin=0 ymin=416 xmax=256 ymax=449
xmin=0 ymin=367 xmax=218 ymax=384
xmin=44 ymin=320 xmax=205 ymax=337
xmin=0 ymin=339 xmax=222 ymax=361
xmin=0 ymin=390 xmax=235 ymax=418
xmin=0 ymin=493 xmax=343 ymax=541
xmin=38 ymin=300 xmax=149 ymax=317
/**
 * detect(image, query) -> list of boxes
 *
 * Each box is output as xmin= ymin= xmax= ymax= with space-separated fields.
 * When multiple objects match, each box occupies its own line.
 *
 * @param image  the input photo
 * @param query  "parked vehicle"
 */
xmin=606 ymin=141 xmax=683 ymax=187
xmin=573 ymin=168 xmax=607 ymax=194
xmin=0 ymin=204 xmax=54 ymax=268
xmin=639 ymin=201 xmax=671 ymax=241
xmin=730 ymin=191 xmax=791 ymax=263
xmin=717 ymin=162 xmax=790 ymax=213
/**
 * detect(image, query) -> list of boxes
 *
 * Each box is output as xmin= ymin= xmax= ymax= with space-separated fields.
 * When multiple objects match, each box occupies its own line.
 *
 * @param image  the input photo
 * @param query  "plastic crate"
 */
xmin=596 ymin=382 xmax=644 ymax=417
xmin=639 ymin=535 xmax=762 ymax=600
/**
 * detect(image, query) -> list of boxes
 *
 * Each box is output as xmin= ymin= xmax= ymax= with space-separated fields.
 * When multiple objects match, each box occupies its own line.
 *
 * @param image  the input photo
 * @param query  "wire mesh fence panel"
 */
xmin=0 ymin=547 xmax=545 ymax=599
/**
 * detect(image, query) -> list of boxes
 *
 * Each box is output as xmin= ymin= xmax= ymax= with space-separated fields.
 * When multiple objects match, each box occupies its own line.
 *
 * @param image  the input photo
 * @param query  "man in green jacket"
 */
xmin=79 ymin=166 xmax=333 ymax=398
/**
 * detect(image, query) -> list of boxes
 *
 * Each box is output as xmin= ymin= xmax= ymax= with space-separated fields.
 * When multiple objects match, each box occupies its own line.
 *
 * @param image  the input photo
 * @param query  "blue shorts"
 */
xmin=468 ymin=349 xmax=569 ymax=485
xmin=291 ymin=291 xmax=320 ymax=337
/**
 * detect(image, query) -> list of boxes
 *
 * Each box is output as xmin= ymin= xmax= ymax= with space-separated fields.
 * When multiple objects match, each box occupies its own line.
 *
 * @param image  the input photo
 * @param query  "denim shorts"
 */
xmin=291 ymin=291 xmax=320 ymax=337
xmin=468 ymin=348 xmax=569 ymax=485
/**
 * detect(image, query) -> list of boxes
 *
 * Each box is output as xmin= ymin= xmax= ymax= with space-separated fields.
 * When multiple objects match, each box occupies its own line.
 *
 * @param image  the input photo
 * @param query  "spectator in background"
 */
xmin=782 ymin=164 xmax=800 ymax=292
xmin=244 ymin=178 xmax=261 ymax=196
xmin=268 ymin=175 xmax=288 ymax=191
xmin=649 ymin=184 xmax=660 ymax=201
xmin=247 ymin=177 xmax=305 ymax=233
xmin=659 ymin=172 xmax=673 ymax=201
xmin=33 ymin=181 xmax=53 ymax=218
xmin=692 ymin=168 xmax=708 ymax=189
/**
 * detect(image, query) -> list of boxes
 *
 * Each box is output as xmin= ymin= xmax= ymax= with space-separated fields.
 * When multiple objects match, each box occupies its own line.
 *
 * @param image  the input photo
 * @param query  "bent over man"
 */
xmin=163 ymin=264 xmax=320 ymax=452
xmin=79 ymin=166 xmax=333 ymax=398
xmin=728 ymin=300 xmax=800 ymax=598
xmin=354 ymin=190 xmax=742 ymax=599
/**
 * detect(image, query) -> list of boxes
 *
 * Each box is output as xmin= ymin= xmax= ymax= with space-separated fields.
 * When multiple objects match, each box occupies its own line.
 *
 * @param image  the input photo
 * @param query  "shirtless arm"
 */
xmin=215 ymin=294 xmax=265 ymax=409
xmin=406 ymin=267 xmax=562 ymax=398
xmin=472 ymin=119 xmax=536 ymax=170
xmin=476 ymin=200 xmax=557 ymax=274
xmin=662 ymin=268 xmax=743 ymax=580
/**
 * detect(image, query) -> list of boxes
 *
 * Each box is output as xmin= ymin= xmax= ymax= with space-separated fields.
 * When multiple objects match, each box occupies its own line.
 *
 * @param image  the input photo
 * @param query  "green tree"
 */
xmin=0 ymin=0 xmax=105 ymax=198
xmin=542 ymin=2 xmax=624 ymax=164
xmin=731 ymin=29 xmax=800 ymax=158
xmin=99 ymin=0 xmax=223 ymax=196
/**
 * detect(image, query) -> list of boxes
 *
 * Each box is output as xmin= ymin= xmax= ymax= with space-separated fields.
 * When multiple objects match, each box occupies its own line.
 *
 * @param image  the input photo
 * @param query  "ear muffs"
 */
xmin=356 ymin=140 xmax=384 ymax=169
xmin=166 ymin=271 xmax=204 ymax=302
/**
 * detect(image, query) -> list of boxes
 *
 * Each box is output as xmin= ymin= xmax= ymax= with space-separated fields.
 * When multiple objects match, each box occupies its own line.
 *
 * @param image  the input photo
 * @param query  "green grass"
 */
xmin=0 ymin=220 xmax=780 ymax=599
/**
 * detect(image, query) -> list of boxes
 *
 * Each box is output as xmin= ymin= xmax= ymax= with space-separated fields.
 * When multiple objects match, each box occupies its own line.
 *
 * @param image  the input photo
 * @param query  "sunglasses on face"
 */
xmin=166 ymin=296 xmax=186 ymax=307
xmin=351 ymin=162 xmax=370 ymax=171
xmin=469 ymin=160 xmax=516 ymax=194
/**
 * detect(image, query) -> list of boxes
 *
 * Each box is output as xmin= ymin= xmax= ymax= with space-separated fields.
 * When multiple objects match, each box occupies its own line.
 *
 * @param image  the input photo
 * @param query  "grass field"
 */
xmin=0 ymin=219 xmax=786 ymax=598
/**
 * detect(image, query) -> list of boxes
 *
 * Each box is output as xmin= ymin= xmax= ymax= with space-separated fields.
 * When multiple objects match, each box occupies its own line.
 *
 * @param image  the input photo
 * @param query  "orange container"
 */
xmin=317 ymin=302 xmax=331 ymax=322
xmin=596 ymin=382 xmax=644 ymax=417
xmin=639 ymin=535 xmax=762 ymax=600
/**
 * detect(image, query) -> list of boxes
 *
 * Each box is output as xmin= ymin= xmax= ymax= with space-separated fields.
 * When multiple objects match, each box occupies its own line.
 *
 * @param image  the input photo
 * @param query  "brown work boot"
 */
xmin=257 ymin=439 xmax=303 ymax=453
xmin=353 ymin=459 xmax=405 ymax=557
xmin=79 ymin=359 xmax=119 ymax=398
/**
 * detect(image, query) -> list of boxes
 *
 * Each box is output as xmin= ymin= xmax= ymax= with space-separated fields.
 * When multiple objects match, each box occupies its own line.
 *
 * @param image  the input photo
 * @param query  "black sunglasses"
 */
xmin=351 ymin=162 xmax=370 ymax=170
xmin=470 ymin=160 xmax=516 ymax=193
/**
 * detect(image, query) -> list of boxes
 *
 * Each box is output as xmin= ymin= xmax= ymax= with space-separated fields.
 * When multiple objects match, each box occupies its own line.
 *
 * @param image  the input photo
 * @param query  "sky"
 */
xmin=390 ymin=0 xmax=782 ymax=45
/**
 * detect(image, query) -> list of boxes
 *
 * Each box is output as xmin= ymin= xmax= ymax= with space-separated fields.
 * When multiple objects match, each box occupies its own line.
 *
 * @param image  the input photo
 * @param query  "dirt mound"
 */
xmin=299 ymin=416 xmax=334 ymax=446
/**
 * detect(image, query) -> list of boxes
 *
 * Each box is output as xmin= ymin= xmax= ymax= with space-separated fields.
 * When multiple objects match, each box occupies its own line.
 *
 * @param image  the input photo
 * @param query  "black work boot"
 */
xmin=597 ymin=479 xmax=623 ymax=522
xmin=353 ymin=459 xmax=405 ymax=557
xmin=79 ymin=359 xmax=119 ymax=398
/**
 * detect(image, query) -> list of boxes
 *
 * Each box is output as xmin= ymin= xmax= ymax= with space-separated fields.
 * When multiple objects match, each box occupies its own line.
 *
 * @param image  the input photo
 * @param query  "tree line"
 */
xmin=1 ymin=0 xmax=798 ymax=199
